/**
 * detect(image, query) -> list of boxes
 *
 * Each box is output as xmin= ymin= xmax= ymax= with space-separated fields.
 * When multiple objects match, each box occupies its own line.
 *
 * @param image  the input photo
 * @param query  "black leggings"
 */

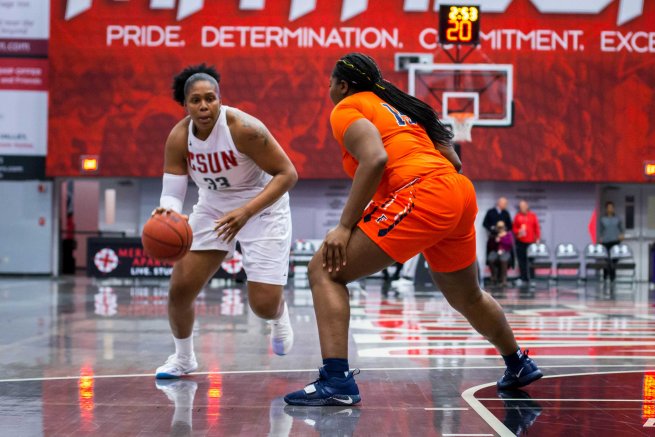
xmin=602 ymin=241 xmax=620 ymax=280
xmin=516 ymin=241 xmax=531 ymax=281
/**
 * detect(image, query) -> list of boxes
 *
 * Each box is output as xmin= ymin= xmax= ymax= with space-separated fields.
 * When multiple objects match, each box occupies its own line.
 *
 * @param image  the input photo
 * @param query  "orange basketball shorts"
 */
xmin=357 ymin=172 xmax=478 ymax=273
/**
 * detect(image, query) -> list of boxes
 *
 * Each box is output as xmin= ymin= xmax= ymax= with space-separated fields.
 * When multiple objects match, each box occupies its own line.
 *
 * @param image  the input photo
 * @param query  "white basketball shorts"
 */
xmin=188 ymin=195 xmax=291 ymax=286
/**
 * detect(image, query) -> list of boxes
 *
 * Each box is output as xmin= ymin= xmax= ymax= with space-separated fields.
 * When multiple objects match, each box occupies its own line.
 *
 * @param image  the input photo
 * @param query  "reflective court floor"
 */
xmin=1 ymin=276 xmax=655 ymax=436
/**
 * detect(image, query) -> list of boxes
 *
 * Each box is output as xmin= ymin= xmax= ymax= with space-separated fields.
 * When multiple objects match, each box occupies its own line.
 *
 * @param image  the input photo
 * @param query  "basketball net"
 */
xmin=449 ymin=112 xmax=475 ymax=143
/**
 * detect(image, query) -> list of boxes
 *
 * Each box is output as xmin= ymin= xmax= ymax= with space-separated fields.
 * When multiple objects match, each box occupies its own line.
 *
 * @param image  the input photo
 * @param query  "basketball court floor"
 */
xmin=1 ymin=276 xmax=653 ymax=436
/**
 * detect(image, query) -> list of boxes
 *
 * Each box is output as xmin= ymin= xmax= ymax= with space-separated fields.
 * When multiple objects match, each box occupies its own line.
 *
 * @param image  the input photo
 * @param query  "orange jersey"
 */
xmin=330 ymin=91 xmax=456 ymax=201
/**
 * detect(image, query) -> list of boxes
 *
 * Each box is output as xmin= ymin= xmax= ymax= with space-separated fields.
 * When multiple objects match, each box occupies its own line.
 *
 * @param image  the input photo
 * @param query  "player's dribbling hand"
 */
xmin=213 ymin=207 xmax=251 ymax=243
xmin=322 ymin=224 xmax=351 ymax=273
xmin=150 ymin=207 xmax=188 ymax=221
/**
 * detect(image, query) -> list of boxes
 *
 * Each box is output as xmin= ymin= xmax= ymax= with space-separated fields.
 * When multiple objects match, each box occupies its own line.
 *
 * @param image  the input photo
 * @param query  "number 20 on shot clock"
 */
xmin=438 ymin=4 xmax=481 ymax=45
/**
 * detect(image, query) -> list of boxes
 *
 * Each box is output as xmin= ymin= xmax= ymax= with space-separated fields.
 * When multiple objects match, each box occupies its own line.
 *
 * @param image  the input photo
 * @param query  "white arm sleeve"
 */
xmin=160 ymin=173 xmax=188 ymax=213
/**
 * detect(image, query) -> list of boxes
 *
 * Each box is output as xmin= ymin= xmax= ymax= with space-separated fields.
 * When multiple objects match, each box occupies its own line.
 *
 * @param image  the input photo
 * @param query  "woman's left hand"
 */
xmin=214 ymin=207 xmax=252 ymax=243
xmin=322 ymin=224 xmax=352 ymax=273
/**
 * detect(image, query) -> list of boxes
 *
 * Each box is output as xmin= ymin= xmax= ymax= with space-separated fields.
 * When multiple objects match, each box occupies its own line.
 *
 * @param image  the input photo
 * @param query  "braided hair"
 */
xmin=332 ymin=53 xmax=453 ymax=147
xmin=172 ymin=64 xmax=221 ymax=106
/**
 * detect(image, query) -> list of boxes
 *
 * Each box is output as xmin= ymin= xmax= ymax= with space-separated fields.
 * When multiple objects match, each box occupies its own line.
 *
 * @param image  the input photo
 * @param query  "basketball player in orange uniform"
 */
xmin=284 ymin=53 xmax=541 ymax=406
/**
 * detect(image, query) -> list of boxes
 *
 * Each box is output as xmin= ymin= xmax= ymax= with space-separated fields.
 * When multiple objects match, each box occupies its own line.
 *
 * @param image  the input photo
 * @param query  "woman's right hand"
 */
xmin=150 ymin=208 xmax=188 ymax=221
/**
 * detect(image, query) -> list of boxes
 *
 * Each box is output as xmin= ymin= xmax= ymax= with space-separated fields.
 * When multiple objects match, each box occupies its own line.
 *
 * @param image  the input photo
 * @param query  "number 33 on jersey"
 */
xmin=187 ymin=106 xmax=273 ymax=194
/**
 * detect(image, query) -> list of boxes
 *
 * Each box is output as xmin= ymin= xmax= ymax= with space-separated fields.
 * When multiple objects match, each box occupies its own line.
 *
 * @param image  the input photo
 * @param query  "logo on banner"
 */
xmin=94 ymin=287 xmax=118 ymax=316
xmin=221 ymin=250 xmax=243 ymax=274
xmin=64 ymin=0 xmax=645 ymax=25
xmin=94 ymin=248 xmax=119 ymax=273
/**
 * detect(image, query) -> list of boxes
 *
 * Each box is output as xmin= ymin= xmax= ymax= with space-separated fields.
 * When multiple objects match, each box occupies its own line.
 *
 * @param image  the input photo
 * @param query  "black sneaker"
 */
xmin=497 ymin=349 xmax=543 ymax=389
xmin=497 ymin=388 xmax=543 ymax=434
xmin=284 ymin=367 xmax=361 ymax=406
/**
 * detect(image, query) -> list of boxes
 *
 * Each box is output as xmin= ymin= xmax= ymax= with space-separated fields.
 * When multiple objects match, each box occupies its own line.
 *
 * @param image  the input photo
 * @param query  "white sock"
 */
xmin=274 ymin=301 xmax=288 ymax=322
xmin=174 ymin=335 xmax=194 ymax=358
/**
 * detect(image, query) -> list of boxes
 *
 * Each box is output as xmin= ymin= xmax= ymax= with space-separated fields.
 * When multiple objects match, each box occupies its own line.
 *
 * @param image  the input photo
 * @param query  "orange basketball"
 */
xmin=141 ymin=211 xmax=193 ymax=262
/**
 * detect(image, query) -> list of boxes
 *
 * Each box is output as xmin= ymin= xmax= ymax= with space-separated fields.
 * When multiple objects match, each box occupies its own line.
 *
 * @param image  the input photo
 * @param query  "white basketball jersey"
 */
xmin=187 ymin=106 xmax=273 ymax=206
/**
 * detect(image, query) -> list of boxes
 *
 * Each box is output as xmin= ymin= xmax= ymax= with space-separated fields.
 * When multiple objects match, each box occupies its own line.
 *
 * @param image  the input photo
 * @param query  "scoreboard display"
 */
xmin=438 ymin=4 xmax=481 ymax=45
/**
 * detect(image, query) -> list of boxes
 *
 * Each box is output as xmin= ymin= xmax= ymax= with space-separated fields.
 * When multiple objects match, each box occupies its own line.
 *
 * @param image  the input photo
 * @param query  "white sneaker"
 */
xmin=269 ymin=302 xmax=294 ymax=356
xmin=155 ymin=379 xmax=198 ymax=402
xmin=156 ymin=379 xmax=198 ymax=433
xmin=155 ymin=353 xmax=198 ymax=379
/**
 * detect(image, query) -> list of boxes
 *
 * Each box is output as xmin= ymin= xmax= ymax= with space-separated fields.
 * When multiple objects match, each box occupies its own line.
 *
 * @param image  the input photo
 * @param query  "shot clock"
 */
xmin=438 ymin=4 xmax=481 ymax=45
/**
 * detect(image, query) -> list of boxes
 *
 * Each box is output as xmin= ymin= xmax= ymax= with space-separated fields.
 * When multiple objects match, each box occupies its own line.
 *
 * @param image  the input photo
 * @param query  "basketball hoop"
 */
xmin=449 ymin=112 xmax=475 ymax=143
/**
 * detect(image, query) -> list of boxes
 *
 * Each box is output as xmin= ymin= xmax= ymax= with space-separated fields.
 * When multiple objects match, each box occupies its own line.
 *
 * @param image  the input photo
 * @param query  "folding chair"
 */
xmin=527 ymin=243 xmax=552 ymax=281
xmin=583 ymin=244 xmax=609 ymax=281
xmin=610 ymin=243 xmax=636 ymax=282
xmin=554 ymin=243 xmax=581 ymax=282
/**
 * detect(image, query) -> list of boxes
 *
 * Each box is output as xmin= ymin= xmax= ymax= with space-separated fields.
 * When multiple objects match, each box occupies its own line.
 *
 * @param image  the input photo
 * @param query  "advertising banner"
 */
xmin=49 ymin=0 xmax=655 ymax=181
xmin=0 ymin=58 xmax=48 ymax=90
xmin=1 ymin=1 xmax=49 ymax=180
xmin=0 ymin=0 xmax=49 ymax=57
xmin=0 ymin=89 xmax=48 ymax=154
xmin=0 ymin=87 xmax=48 ymax=178
xmin=0 ymin=155 xmax=45 ymax=179
xmin=87 ymin=237 xmax=247 ymax=280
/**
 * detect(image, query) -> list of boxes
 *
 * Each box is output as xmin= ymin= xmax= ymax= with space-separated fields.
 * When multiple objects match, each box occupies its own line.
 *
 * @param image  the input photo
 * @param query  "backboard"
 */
xmin=407 ymin=63 xmax=514 ymax=127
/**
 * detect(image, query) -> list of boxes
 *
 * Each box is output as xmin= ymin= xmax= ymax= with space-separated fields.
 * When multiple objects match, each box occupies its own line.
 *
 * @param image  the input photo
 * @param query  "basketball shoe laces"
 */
xmin=310 ymin=367 xmax=360 ymax=388
xmin=506 ymin=349 xmax=534 ymax=377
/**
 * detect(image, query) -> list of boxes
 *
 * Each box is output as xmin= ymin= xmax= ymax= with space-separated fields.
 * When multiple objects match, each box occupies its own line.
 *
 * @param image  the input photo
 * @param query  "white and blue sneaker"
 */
xmin=270 ymin=302 xmax=294 ymax=356
xmin=155 ymin=378 xmax=198 ymax=402
xmin=284 ymin=367 xmax=361 ymax=406
xmin=155 ymin=353 xmax=198 ymax=379
xmin=156 ymin=379 xmax=198 ymax=434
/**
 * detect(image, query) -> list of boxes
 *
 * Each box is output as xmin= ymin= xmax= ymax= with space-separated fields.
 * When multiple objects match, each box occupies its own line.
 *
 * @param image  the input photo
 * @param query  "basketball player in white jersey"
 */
xmin=153 ymin=64 xmax=298 ymax=378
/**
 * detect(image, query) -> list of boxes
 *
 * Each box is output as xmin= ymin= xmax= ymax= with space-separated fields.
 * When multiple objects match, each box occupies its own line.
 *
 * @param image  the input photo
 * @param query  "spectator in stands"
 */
xmin=599 ymin=201 xmax=624 ymax=282
xmin=483 ymin=197 xmax=513 ymax=235
xmin=483 ymin=197 xmax=514 ymax=276
xmin=487 ymin=221 xmax=514 ymax=286
xmin=513 ymin=200 xmax=540 ymax=283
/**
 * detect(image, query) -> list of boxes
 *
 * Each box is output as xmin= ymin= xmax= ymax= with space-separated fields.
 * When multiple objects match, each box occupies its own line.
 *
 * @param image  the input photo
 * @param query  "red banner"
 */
xmin=48 ymin=0 xmax=655 ymax=181
xmin=0 ymin=58 xmax=48 ymax=91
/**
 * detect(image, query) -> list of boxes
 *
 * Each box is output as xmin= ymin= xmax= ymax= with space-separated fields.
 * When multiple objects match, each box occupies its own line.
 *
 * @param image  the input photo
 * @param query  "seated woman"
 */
xmin=487 ymin=221 xmax=514 ymax=286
